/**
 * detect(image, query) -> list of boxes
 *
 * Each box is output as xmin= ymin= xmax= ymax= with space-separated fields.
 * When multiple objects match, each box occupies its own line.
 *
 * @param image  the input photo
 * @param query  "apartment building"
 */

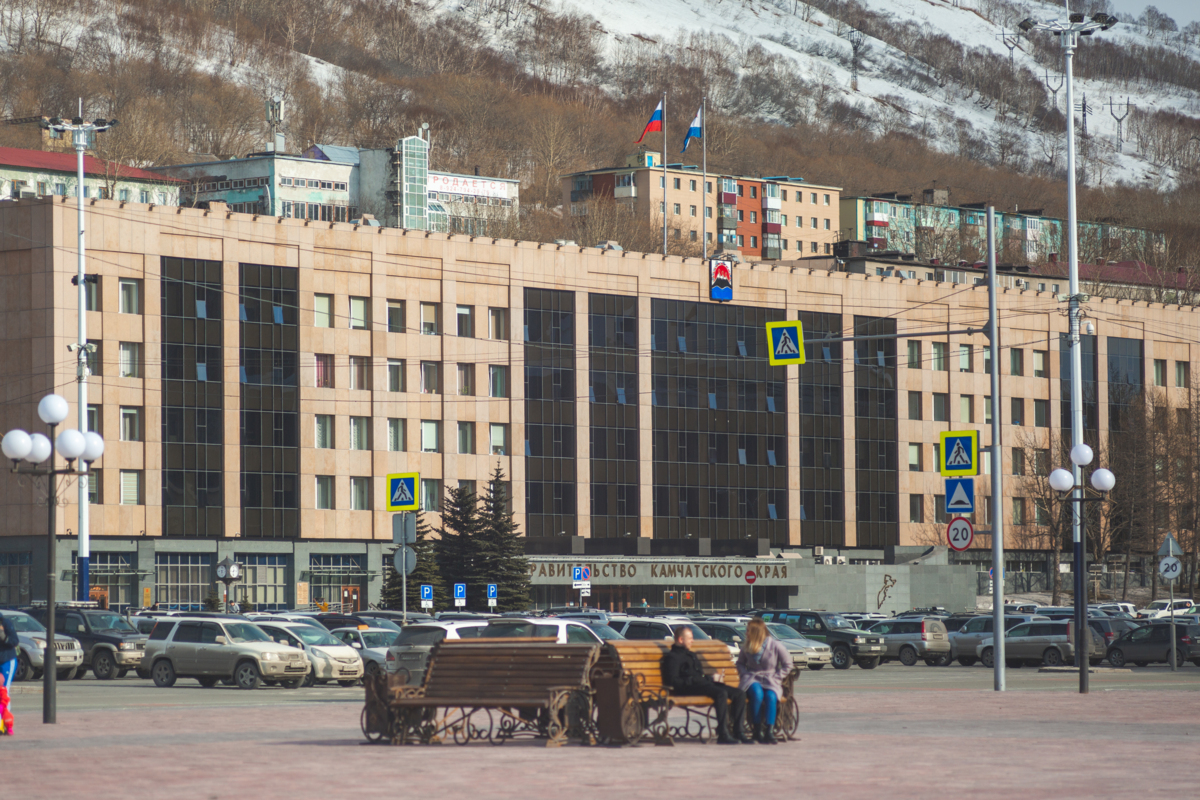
xmin=841 ymin=189 xmax=1166 ymax=266
xmin=0 ymin=195 xmax=1194 ymax=612
xmin=0 ymin=146 xmax=183 ymax=206
xmin=562 ymin=152 xmax=840 ymax=259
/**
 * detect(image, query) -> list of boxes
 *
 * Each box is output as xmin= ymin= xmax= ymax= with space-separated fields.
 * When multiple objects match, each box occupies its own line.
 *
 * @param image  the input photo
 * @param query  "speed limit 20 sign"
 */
xmin=1159 ymin=556 xmax=1181 ymax=582
xmin=947 ymin=517 xmax=974 ymax=552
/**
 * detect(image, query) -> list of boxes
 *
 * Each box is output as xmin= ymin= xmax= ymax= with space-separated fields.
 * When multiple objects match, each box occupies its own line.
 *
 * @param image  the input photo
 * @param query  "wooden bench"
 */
xmin=591 ymin=640 xmax=800 ymax=745
xmin=362 ymin=638 xmax=600 ymax=747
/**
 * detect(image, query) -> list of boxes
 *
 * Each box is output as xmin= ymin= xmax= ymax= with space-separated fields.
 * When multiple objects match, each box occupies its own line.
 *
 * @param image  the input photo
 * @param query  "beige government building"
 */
xmin=0 ymin=195 xmax=1192 ymax=612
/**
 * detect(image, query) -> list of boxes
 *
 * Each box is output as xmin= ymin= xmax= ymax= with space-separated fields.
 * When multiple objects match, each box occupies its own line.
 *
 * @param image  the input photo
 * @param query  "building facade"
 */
xmin=562 ymin=152 xmax=841 ymax=260
xmin=0 ymin=195 xmax=1195 ymax=612
xmin=0 ymin=146 xmax=182 ymax=206
xmin=841 ymin=189 xmax=1166 ymax=266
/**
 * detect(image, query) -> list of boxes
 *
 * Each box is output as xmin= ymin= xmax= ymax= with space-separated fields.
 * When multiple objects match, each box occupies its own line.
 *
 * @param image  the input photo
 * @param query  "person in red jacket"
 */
xmin=0 ymin=613 xmax=18 ymax=735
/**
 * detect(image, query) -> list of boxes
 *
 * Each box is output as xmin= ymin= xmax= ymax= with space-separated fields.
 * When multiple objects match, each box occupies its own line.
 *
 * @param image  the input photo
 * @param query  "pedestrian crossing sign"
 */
xmin=386 ymin=472 xmax=419 ymax=511
xmin=939 ymin=431 xmax=979 ymax=477
xmin=765 ymin=321 xmax=805 ymax=366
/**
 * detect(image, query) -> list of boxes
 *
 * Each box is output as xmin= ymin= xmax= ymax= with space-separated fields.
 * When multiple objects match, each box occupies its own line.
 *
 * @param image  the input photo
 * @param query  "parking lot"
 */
xmin=6 ymin=663 xmax=1199 ymax=800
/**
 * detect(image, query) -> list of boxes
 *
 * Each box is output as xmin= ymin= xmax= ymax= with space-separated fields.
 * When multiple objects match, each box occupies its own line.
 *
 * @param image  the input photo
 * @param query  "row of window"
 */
xmin=12 ymin=181 xmax=168 ymax=204
xmin=313 ymin=296 xmax=509 ymax=339
xmin=81 ymin=277 xmax=142 ymax=314
xmin=311 ymin=356 xmax=508 ymax=396
xmin=659 ymin=176 xmax=833 ymax=206
xmin=428 ymin=192 xmax=514 ymax=207
xmin=279 ymin=201 xmax=358 ymax=222
xmin=906 ymin=392 xmax=1050 ymax=427
xmin=311 ymin=416 xmax=509 ymax=456
xmin=908 ymin=494 xmax=1053 ymax=527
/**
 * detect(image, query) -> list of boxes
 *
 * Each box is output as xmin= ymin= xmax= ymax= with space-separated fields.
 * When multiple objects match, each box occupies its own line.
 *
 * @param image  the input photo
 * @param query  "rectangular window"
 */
xmin=349 ymin=416 xmax=370 ymax=450
xmin=908 ymin=443 xmax=922 ymax=471
xmin=1010 ymin=348 xmax=1024 ymax=376
xmin=673 ymin=203 xmax=681 ymax=215
xmin=420 ymin=303 xmax=440 ymax=335
xmin=350 ymin=477 xmax=370 ymax=510
xmin=934 ymin=496 xmax=948 ymax=524
xmin=1034 ymin=448 xmax=1050 ymax=476
xmin=388 ymin=359 xmax=405 ymax=392
xmin=932 ymin=342 xmax=947 ymax=371
xmin=420 ymin=479 xmax=441 ymax=512
xmin=387 ymin=300 xmax=405 ymax=333
xmin=1177 ymin=361 xmax=1190 ymax=388
xmin=349 ymin=356 xmax=370 ymax=390
xmin=960 ymin=395 xmax=974 ymax=423
xmin=349 ymin=296 xmax=368 ymax=329
xmin=387 ymin=418 xmax=405 ymax=451
xmin=83 ymin=277 xmax=100 ymax=311
xmin=315 ymin=475 xmax=334 ymax=509
xmin=959 ymin=344 xmax=972 ymax=372
xmin=119 ymin=407 xmax=142 ymax=441
xmin=908 ymin=391 xmax=922 ymax=421
xmin=985 ymin=396 xmax=993 ymax=425
xmin=1154 ymin=359 xmax=1166 ymax=387
xmin=907 ymin=340 xmax=921 ymax=370
xmin=87 ymin=405 xmax=101 ymax=435
xmin=488 ymin=307 xmax=509 ymax=340
xmin=490 ymin=423 xmax=509 ymax=455
xmin=457 ymin=363 xmax=475 ymax=396
xmin=118 ymin=278 xmax=141 ymax=314
xmin=1034 ymin=399 xmax=1049 ymax=427
xmin=1011 ymin=397 xmax=1025 ymax=426
xmin=909 ymin=494 xmax=924 ymax=523
xmin=1011 ymin=497 xmax=1025 ymax=525
xmin=824 ymin=194 xmax=831 ymax=205
xmin=1012 ymin=448 xmax=1026 ymax=476
xmin=86 ymin=471 xmax=102 ymax=504
xmin=1033 ymin=349 xmax=1047 ymax=378
xmin=315 ymin=354 xmax=334 ymax=388
xmin=933 ymin=392 xmax=948 ymax=422
xmin=421 ymin=361 xmax=441 ymax=394
xmin=314 ymin=294 xmax=332 ymax=327
xmin=118 ymin=342 xmax=142 ymax=378
xmin=751 ymin=236 xmax=758 ymax=248
xmin=421 ymin=420 xmax=441 ymax=453
xmin=824 ymin=218 xmax=831 ymax=229
xmin=689 ymin=205 xmax=696 ymax=217
xmin=750 ymin=211 xmax=757 ymax=224
xmin=315 ymin=414 xmax=334 ymax=448
xmin=811 ymin=217 xmax=818 ymax=229
xmin=456 ymin=305 xmax=474 ymax=338
xmin=983 ymin=346 xmax=992 ymax=375
xmin=120 ymin=470 xmax=142 ymax=505
xmin=457 ymin=421 xmax=475 ymax=454
xmin=489 ymin=365 xmax=508 ymax=398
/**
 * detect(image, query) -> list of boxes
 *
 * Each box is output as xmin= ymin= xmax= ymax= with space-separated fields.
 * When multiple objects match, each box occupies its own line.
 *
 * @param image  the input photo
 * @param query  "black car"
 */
xmin=1087 ymin=617 xmax=1142 ymax=652
xmin=24 ymin=605 xmax=147 ymax=680
xmin=756 ymin=610 xmax=886 ymax=669
xmin=312 ymin=612 xmax=402 ymax=632
xmin=1106 ymin=622 xmax=1200 ymax=668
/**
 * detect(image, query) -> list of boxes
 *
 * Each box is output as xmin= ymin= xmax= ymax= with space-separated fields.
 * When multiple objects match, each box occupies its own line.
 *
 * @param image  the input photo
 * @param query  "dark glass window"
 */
xmin=525 ymin=289 xmax=576 ymax=537
xmin=797 ymin=311 xmax=845 ymax=546
xmin=853 ymin=316 xmax=898 ymax=547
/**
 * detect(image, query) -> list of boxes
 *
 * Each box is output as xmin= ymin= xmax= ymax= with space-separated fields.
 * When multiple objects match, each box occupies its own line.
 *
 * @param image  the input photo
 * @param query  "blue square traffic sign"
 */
xmin=487 ymin=584 xmax=497 ymax=599
xmin=572 ymin=566 xmax=583 ymax=582
xmin=944 ymin=477 xmax=975 ymax=514
xmin=939 ymin=430 xmax=979 ymax=477
xmin=420 ymin=584 xmax=433 ymax=601
xmin=453 ymin=583 xmax=466 ymax=599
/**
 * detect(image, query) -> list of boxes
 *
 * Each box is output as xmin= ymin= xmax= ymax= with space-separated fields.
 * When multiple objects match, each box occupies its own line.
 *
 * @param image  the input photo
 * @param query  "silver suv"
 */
xmin=948 ymin=615 xmax=1048 ymax=666
xmin=145 ymin=618 xmax=308 ymax=689
xmin=0 ymin=609 xmax=84 ymax=681
xmin=864 ymin=617 xmax=951 ymax=666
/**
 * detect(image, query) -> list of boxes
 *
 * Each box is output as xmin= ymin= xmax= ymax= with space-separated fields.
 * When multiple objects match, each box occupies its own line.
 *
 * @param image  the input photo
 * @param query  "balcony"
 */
xmin=570 ymin=189 xmax=593 ymax=203
xmin=764 ymin=247 xmax=782 ymax=260
xmin=763 ymin=222 xmax=781 ymax=234
xmin=762 ymin=196 xmax=781 ymax=211
xmin=717 ymin=216 xmax=738 ymax=231
xmin=719 ymin=191 xmax=737 ymax=205
xmin=614 ymin=184 xmax=637 ymax=199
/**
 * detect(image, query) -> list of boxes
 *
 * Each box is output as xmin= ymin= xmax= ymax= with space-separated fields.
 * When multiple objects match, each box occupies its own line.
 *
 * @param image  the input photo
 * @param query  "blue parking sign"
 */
xmin=454 ymin=583 xmax=466 ymax=599
xmin=487 ymin=584 xmax=497 ymax=599
xmin=420 ymin=584 xmax=433 ymax=601
xmin=572 ymin=566 xmax=583 ymax=582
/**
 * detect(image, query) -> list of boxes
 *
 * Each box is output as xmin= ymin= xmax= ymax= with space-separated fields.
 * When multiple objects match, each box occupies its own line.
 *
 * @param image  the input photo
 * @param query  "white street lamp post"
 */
xmin=1019 ymin=5 xmax=1117 ymax=696
xmin=3 ymin=394 xmax=105 ymax=724
xmin=39 ymin=111 xmax=117 ymax=603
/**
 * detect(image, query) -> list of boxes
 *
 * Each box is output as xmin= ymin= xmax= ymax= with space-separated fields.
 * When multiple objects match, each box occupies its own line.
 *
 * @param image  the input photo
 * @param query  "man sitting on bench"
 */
xmin=660 ymin=627 xmax=752 ymax=745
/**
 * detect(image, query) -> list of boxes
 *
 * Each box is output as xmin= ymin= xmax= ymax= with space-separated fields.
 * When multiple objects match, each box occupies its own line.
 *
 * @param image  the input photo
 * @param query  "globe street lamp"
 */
xmin=3 ymin=393 xmax=105 ymax=724
xmin=1047 ymin=442 xmax=1115 ymax=694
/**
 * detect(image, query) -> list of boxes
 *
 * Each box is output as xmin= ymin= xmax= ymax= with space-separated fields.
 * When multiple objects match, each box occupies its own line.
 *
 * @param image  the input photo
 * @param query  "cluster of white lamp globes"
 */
xmin=1 ymin=394 xmax=105 ymax=468
xmin=1048 ymin=444 xmax=1116 ymax=495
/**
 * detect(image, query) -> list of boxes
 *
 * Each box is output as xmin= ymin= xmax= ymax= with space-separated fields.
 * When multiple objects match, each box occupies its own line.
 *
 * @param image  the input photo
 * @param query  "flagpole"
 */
xmin=662 ymin=90 xmax=668 ymax=258
xmin=701 ymin=96 xmax=707 ymax=258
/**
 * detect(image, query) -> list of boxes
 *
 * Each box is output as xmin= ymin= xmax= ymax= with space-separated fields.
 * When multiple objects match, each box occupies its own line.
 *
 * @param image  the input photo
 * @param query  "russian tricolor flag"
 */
xmin=681 ymin=107 xmax=702 ymax=153
xmin=634 ymin=100 xmax=664 ymax=144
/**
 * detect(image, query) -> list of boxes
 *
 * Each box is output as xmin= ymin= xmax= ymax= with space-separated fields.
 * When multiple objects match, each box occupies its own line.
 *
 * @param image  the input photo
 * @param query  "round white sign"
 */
xmin=947 ymin=517 xmax=974 ymax=552
xmin=1159 ymin=556 xmax=1181 ymax=582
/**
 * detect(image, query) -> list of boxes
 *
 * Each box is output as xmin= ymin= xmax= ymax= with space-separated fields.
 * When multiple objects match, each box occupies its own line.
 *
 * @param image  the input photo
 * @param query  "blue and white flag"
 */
xmin=681 ymin=107 xmax=703 ymax=153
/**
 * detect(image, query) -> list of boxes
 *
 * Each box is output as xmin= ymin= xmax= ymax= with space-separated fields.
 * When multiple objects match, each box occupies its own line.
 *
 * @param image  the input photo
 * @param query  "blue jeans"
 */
xmin=0 ymin=658 xmax=14 ymax=687
xmin=745 ymin=681 xmax=778 ymax=726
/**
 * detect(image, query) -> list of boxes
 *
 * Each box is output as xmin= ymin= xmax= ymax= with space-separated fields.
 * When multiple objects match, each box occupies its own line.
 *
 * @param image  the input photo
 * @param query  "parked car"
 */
xmin=1106 ymin=622 xmax=1200 ymax=667
xmin=360 ymin=610 xmax=433 ymax=625
xmin=1003 ymin=603 xmax=1039 ymax=614
xmin=311 ymin=613 xmax=402 ymax=633
xmin=144 ymin=617 xmax=309 ymax=689
xmin=385 ymin=621 xmax=489 ymax=686
xmin=330 ymin=627 xmax=398 ymax=677
xmin=553 ymin=611 xmax=613 ymax=624
xmin=25 ymin=605 xmax=147 ymax=680
xmin=608 ymin=618 xmax=711 ymax=642
xmin=977 ymin=620 xmax=1105 ymax=668
xmin=255 ymin=621 xmax=363 ymax=686
xmin=243 ymin=614 xmax=328 ymax=630
xmin=947 ymin=615 xmax=1049 ymax=666
xmin=479 ymin=618 xmax=621 ymax=644
xmin=895 ymin=607 xmax=947 ymax=618
xmin=1087 ymin=617 xmax=1143 ymax=651
xmin=0 ymin=609 xmax=84 ymax=681
xmin=864 ymin=617 xmax=951 ymax=666
xmin=1093 ymin=602 xmax=1137 ymax=617
xmin=756 ymin=610 xmax=885 ymax=670
xmin=695 ymin=620 xmax=824 ymax=669
xmin=1136 ymin=599 xmax=1196 ymax=620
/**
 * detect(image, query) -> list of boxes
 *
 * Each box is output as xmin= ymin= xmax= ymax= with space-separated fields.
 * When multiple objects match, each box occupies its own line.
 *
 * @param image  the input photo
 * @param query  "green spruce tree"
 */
xmin=381 ymin=512 xmax=448 ymax=613
xmin=478 ymin=465 xmax=531 ymax=612
xmin=435 ymin=484 xmax=488 ymax=606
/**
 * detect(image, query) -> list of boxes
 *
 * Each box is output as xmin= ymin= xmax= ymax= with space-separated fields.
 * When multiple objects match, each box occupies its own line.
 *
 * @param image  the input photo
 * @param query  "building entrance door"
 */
xmin=341 ymin=585 xmax=361 ymax=612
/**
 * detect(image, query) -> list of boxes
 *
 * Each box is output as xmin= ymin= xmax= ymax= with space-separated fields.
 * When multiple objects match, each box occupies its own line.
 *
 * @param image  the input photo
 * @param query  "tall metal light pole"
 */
xmin=1019 ymin=5 xmax=1116 ymax=696
xmin=39 ymin=111 xmax=117 ymax=603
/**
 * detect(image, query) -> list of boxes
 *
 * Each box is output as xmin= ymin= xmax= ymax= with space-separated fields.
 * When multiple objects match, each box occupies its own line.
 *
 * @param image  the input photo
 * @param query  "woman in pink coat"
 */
xmin=735 ymin=618 xmax=791 ymax=744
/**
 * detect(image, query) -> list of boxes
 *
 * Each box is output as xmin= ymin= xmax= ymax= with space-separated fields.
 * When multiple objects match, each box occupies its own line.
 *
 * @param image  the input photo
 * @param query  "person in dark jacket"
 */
xmin=660 ymin=626 xmax=751 ymax=744
xmin=0 ymin=613 xmax=18 ymax=735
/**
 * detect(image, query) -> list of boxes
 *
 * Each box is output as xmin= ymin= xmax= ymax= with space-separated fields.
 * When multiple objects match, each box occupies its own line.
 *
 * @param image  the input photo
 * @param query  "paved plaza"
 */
xmin=6 ymin=666 xmax=1200 ymax=799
